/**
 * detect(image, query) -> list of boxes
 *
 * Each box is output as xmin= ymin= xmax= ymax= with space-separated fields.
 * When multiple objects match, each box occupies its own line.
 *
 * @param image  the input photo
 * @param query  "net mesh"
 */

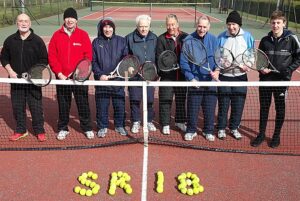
xmin=0 ymin=78 xmax=299 ymax=155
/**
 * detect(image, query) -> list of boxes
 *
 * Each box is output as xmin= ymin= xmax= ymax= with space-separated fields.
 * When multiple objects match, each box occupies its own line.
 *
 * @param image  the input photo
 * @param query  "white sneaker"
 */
xmin=97 ymin=128 xmax=107 ymax=138
xmin=147 ymin=122 xmax=157 ymax=132
xmin=85 ymin=131 xmax=94 ymax=139
xmin=203 ymin=133 xmax=215 ymax=142
xmin=131 ymin=122 xmax=140 ymax=134
xmin=162 ymin=125 xmax=170 ymax=135
xmin=218 ymin=130 xmax=226 ymax=140
xmin=184 ymin=132 xmax=197 ymax=141
xmin=231 ymin=129 xmax=242 ymax=140
xmin=57 ymin=130 xmax=69 ymax=141
xmin=175 ymin=123 xmax=187 ymax=132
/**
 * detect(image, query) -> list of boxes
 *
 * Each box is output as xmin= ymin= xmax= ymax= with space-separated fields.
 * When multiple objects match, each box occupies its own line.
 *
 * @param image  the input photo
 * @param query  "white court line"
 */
xmin=141 ymin=142 xmax=148 ymax=201
xmin=180 ymin=8 xmax=221 ymax=22
xmin=96 ymin=7 xmax=123 ymax=20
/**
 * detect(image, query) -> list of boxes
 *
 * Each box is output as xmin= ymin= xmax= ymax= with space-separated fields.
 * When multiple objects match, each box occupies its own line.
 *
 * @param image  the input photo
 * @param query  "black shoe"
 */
xmin=270 ymin=137 xmax=280 ymax=148
xmin=250 ymin=134 xmax=265 ymax=147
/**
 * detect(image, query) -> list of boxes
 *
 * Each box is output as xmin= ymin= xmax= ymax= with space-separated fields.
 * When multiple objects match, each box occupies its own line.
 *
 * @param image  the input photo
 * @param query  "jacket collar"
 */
xmin=14 ymin=28 xmax=34 ymax=40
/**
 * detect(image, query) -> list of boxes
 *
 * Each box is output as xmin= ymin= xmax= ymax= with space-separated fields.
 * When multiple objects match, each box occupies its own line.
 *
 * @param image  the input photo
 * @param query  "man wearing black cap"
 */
xmin=92 ymin=17 xmax=128 ymax=137
xmin=216 ymin=11 xmax=255 ymax=140
xmin=48 ymin=7 xmax=94 ymax=140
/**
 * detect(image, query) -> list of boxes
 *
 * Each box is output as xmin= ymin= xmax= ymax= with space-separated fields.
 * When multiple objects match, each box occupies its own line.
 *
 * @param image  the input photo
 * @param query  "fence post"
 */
xmin=142 ymin=81 xmax=149 ymax=147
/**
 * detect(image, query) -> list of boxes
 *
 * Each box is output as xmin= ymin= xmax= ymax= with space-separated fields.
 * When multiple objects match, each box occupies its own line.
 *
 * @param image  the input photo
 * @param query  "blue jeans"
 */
xmin=130 ymin=100 xmax=154 ymax=123
xmin=186 ymin=87 xmax=217 ymax=134
xmin=217 ymin=74 xmax=247 ymax=130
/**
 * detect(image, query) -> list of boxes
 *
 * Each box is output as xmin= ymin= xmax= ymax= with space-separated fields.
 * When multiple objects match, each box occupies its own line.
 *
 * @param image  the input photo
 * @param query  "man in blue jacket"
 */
xmin=125 ymin=15 xmax=157 ymax=134
xmin=180 ymin=16 xmax=219 ymax=141
xmin=92 ymin=17 xmax=128 ymax=137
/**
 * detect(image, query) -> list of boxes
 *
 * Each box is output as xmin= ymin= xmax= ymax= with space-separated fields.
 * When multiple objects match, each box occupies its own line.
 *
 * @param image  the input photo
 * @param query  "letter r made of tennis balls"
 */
xmin=108 ymin=171 xmax=133 ymax=195
xmin=73 ymin=171 xmax=100 ymax=197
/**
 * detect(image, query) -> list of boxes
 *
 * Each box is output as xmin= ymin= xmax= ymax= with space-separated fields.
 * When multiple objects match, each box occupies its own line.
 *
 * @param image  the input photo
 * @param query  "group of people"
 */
xmin=1 ymin=8 xmax=299 ymax=149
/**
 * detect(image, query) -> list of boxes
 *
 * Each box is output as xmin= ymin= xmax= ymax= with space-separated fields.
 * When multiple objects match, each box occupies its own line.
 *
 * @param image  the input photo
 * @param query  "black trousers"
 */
xmin=11 ymin=84 xmax=45 ymax=134
xmin=56 ymin=85 xmax=92 ymax=132
xmin=259 ymin=86 xmax=287 ymax=136
xmin=159 ymin=86 xmax=187 ymax=126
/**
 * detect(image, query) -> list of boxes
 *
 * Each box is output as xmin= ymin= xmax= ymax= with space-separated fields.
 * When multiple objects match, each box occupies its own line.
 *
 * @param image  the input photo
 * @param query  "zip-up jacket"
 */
xmin=217 ymin=28 xmax=255 ymax=77
xmin=180 ymin=31 xmax=218 ymax=81
xmin=259 ymin=29 xmax=300 ymax=81
xmin=1 ymin=29 xmax=48 ymax=75
xmin=48 ymin=26 xmax=92 ymax=76
xmin=156 ymin=31 xmax=188 ymax=81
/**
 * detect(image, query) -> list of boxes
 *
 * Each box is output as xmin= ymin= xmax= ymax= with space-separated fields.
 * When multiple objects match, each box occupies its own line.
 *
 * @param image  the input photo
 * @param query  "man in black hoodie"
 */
xmin=251 ymin=10 xmax=300 ymax=148
xmin=0 ymin=13 xmax=48 ymax=142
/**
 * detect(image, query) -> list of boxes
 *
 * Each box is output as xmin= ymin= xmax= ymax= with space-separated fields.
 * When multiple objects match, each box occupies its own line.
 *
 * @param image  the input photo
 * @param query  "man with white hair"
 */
xmin=125 ymin=14 xmax=158 ymax=134
xmin=0 ymin=13 xmax=48 ymax=142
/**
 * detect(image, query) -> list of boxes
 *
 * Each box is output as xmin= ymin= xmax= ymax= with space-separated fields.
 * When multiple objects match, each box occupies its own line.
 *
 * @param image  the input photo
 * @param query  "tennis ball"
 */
xmin=93 ymin=184 xmax=101 ymax=191
xmin=156 ymin=186 xmax=163 ymax=193
xmin=179 ymin=173 xmax=187 ymax=179
xmin=128 ymin=67 xmax=135 ymax=74
xmin=92 ymin=173 xmax=98 ymax=180
xmin=108 ymin=188 xmax=116 ymax=195
xmin=190 ymin=174 xmax=197 ymax=179
xmin=74 ymin=186 xmax=81 ymax=193
xmin=180 ymin=187 xmax=187 ymax=194
xmin=193 ymin=187 xmax=200 ymax=195
xmin=192 ymin=177 xmax=200 ymax=184
xmin=89 ymin=181 xmax=96 ymax=188
xmin=120 ymin=181 xmax=126 ymax=189
xmin=81 ymin=172 xmax=88 ymax=178
xmin=178 ymin=183 xmax=186 ymax=190
xmin=117 ymin=171 xmax=123 ymax=177
xmin=124 ymin=175 xmax=131 ymax=182
xmin=79 ymin=188 xmax=86 ymax=196
xmin=78 ymin=175 xmax=84 ymax=182
xmin=111 ymin=172 xmax=118 ymax=178
xmin=85 ymin=179 xmax=91 ymax=187
xmin=92 ymin=187 xmax=99 ymax=195
xmin=87 ymin=171 xmax=93 ymax=177
xmin=80 ymin=178 xmax=87 ymax=185
xmin=187 ymin=188 xmax=194 ymax=196
xmin=124 ymin=184 xmax=131 ymax=190
xmin=116 ymin=179 xmax=121 ymax=186
xmin=125 ymin=187 xmax=133 ymax=194
xmin=186 ymin=179 xmax=192 ymax=186
xmin=199 ymin=185 xmax=204 ymax=193
xmin=186 ymin=172 xmax=192 ymax=178
xmin=85 ymin=189 xmax=93 ymax=197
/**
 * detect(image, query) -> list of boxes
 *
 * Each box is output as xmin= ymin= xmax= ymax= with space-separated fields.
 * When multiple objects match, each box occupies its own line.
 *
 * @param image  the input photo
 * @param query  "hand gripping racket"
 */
xmin=18 ymin=64 xmax=52 ymax=87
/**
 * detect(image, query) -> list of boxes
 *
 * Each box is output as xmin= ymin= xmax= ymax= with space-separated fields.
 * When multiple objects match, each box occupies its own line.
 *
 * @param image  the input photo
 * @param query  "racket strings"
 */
xmin=159 ymin=51 xmax=178 ymax=71
xmin=141 ymin=63 xmax=157 ymax=81
xmin=29 ymin=65 xmax=52 ymax=86
xmin=118 ymin=57 xmax=139 ymax=78
xmin=183 ymin=40 xmax=207 ymax=66
xmin=74 ymin=60 xmax=91 ymax=81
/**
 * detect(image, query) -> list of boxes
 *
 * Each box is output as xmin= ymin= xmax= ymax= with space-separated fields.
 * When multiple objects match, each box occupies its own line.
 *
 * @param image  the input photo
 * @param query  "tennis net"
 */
xmin=0 ymin=78 xmax=299 ymax=155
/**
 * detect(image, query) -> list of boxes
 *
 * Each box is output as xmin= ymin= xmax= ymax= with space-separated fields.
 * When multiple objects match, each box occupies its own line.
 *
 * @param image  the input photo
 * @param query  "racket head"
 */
xmin=214 ymin=47 xmax=234 ymax=70
xmin=73 ymin=59 xmax=92 ymax=82
xmin=140 ymin=61 xmax=158 ymax=81
xmin=158 ymin=50 xmax=178 ymax=72
xmin=242 ymin=48 xmax=263 ymax=71
xmin=116 ymin=55 xmax=140 ymax=78
xmin=182 ymin=38 xmax=207 ymax=66
xmin=27 ymin=64 xmax=52 ymax=87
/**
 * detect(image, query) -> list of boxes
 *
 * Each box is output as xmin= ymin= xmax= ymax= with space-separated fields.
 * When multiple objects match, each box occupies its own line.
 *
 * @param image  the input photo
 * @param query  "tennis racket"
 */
xmin=138 ymin=61 xmax=159 ymax=81
xmin=157 ymin=50 xmax=179 ymax=72
xmin=242 ymin=48 xmax=280 ymax=73
xmin=108 ymin=55 xmax=140 ymax=79
xmin=182 ymin=38 xmax=213 ymax=73
xmin=69 ymin=58 xmax=92 ymax=82
xmin=18 ymin=64 xmax=52 ymax=87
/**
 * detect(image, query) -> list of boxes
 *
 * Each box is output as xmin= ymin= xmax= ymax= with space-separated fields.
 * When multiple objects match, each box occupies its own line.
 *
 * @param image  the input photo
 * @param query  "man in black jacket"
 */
xmin=251 ymin=10 xmax=300 ymax=148
xmin=0 ymin=13 xmax=48 ymax=142
xmin=156 ymin=14 xmax=188 ymax=135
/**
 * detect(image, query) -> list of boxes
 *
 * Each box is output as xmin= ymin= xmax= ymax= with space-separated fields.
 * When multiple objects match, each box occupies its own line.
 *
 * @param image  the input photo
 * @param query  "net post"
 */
xmin=194 ymin=3 xmax=197 ymax=28
xmin=142 ymin=81 xmax=149 ymax=147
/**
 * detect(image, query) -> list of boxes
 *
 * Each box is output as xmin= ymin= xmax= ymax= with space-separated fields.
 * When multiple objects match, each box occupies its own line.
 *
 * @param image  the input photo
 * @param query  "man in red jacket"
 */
xmin=48 ymin=7 xmax=94 ymax=140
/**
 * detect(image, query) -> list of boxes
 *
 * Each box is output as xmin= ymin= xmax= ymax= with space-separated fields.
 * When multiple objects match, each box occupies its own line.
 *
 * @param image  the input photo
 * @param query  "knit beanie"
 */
xmin=226 ymin=11 xmax=242 ymax=26
xmin=63 ymin=7 xmax=78 ymax=20
xmin=100 ymin=17 xmax=116 ymax=31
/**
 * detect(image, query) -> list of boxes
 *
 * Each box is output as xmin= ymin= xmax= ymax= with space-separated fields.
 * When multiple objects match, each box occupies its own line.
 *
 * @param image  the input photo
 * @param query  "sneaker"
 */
xmin=57 ymin=130 xmax=69 ymax=141
xmin=184 ymin=132 xmax=197 ymax=141
xmin=131 ymin=122 xmax=140 ymax=134
xmin=231 ymin=129 xmax=242 ymax=140
xmin=147 ymin=122 xmax=157 ymax=131
xmin=217 ymin=130 xmax=226 ymax=140
xmin=250 ymin=134 xmax=265 ymax=147
xmin=115 ymin=127 xmax=128 ymax=136
xmin=85 ymin=131 xmax=95 ymax=139
xmin=162 ymin=125 xmax=170 ymax=135
xmin=175 ymin=123 xmax=187 ymax=132
xmin=37 ymin=133 xmax=46 ymax=142
xmin=203 ymin=133 xmax=215 ymax=142
xmin=270 ymin=136 xmax=280 ymax=148
xmin=10 ymin=132 xmax=28 ymax=141
xmin=97 ymin=128 xmax=107 ymax=138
